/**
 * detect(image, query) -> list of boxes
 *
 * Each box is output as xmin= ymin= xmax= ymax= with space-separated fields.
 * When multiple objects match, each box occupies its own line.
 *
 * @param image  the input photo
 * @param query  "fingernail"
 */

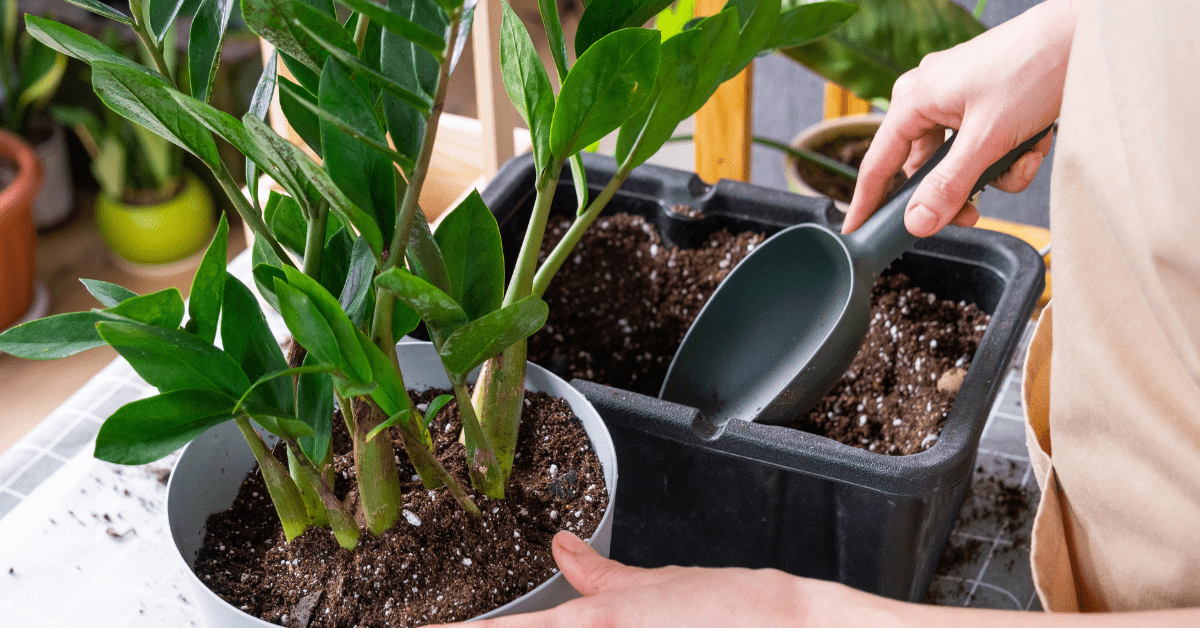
xmin=907 ymin=204 xmax=938 ymax=236
xmin=1022 ymin=152 xmax=1043 ymax=181
xmin=555 ymin=531 xmax=587 ymax=556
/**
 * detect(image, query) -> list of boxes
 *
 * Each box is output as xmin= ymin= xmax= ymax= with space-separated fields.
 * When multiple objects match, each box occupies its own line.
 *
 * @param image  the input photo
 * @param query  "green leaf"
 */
xmin=500 ymin=1 xmax=554 ymax=171
xmin=682 ymin=8 xmax=740 ymax=116
xmin=297 ymin=351 xmax=334 ymax=462
xmin=340 ymin=236 xmax=376 ymax=328
xmin=575 ymin=0 xmax=676 ymax=55
xmin=184 ymin=214 xmax=229 ymax=343
xmin=278 ymin=267 xmax=372 ymax=382
xmin=421 ymin=393 xmax=453 ymax=431
xmin=333 ymin=378 xmax=377 ymax=398
xmin=16 ymin=34 xmax=65 ymax=114
xmin=252 ymin=247 xmax=289 ymax=312
xmin=24 ymin=17 xmax=164 ymax=82
xmin=149 ymin=0 xmax=191 ymax=42
xmin=763 ymin=1 xmax=856 ymax=50
xmin=723 ymin=0 xmax=781 ymax=77
xmin=617 ymin=28 xmax=704 ymax=168
xmin=365 ymin=408 xmax=410 ymax=442
xmin=537 ymin=0 xmax=570 ymax=80
xmin=374 ymin=268 xmax=468 ymax=338
xmin=189 ymin=0 xmax=235 ymax=101
xmin=106 ymin=288 xmax=186 ymax=329
xmin=550 ymin=28 xmax=660 ymax=160
xmin=355 ymin=331 xmax=406 ymax=419
xmin=334 ymin=0 xmax=446 ymax=55
xmin=392 ymin=298 xmax=421 ymax=340
xmin=96 ymin=321 xmax=251 ymax=396
xmin=240 ymin=106 xmax=318 ymax=206
xmin=80 ymin=279 xmax=137 ymax=308
xmin=568 ymin=155 xmax=588 ymax=215
xmin=381 ymin=0 xmax=444 ymax=167
xmin=438 ymin=296 xmax=549 ymax=376
xmin=275 ymin=75 xmax=323 ymax=157
xmin=222 ymin=275 xmax=292 ymax=412
xmin=779 ymin=0 xmax=984 ymax=102
xmin=264 ymin=190 xmax=308 ymax=258
xmin=242 ymin=0 xmax=358 ymax=74
xmin=274 ymin=279 xmax=343 ymax=371
xmin=90 ymin=62 xmax=222 ymax=170
xmin=0 ymin=311 xmax=111 ymax=359
xmin=55 ymin=0 xmax=134 ymax=26
xmin=235 ymin=364 xmax=336 ymax=414
xmin=434 ymin=190 xmax=503 ymax=321
xmin=317 ymin=61 xmax=398 ymax=246
xmin=246 ymin=409 xmax=317 ymax=440
xmin=404 ymin=211 xmax=453 ymax=294
xmin=95 ymin=389 xmax=238 ymax=465
xmin=318 ymin=228 xmax=354 ymax=302
xmin=246 ymin=53 xmax=278 ymax=207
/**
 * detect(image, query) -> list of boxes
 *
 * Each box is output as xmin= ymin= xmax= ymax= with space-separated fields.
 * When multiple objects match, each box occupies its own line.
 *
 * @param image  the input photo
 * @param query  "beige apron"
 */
xmin=1022 ymin=0 xmax=1200 ymax=612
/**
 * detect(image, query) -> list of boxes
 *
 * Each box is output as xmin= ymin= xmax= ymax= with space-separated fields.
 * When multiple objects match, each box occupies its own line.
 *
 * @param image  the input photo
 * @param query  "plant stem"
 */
xmin=128 ymin=0 xmax=175 ymax=88
xmin=284 ymin=438 xmax=361 ymax=550
xmin=471 ymin=339 xmax=527 ymax=489
xmin=451 ymin=378 xmax=502 ymax=497
xmin=350 ymin=398 xmax=404 ymax=535
xmin=233 ymin=417 xmax=309 ymax=541
xmin=504 ymin=160 xmax=565 ymax=305
xmin=353 ymin=13 xmax=371 ymax=52
xmin=287 ymin=447 xmax=329 ymax=527
xmin=302 ymin=200 xmax=329 ymax=279
xmin=396 ymin=425 xmax=480 ymax=516
xmin=214 ymin=160 xmax=296 ymax=268
xmin=669 ymin=133 xmax=861 ymax=181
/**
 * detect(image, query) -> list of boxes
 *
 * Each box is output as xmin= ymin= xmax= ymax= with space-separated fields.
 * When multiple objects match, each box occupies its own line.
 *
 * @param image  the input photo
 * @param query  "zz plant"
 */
xmin=0 ymin=0 xmax=854 ymax=553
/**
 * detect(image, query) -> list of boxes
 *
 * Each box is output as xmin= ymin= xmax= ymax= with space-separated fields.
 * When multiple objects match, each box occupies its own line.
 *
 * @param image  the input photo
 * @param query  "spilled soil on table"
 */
xmin=193 ymin=390 xmax=608 ymax=627
xmin=528 ymin=213 xmax=989 ymax=455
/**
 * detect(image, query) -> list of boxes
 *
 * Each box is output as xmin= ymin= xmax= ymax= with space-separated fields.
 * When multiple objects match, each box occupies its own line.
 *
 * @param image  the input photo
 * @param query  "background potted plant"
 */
xmin=1 ymin=0 xmax=72 ymax=229
xmin=0 ymin=128 xmax=44 ymax=331
xmin=0 ymin=0 xmax=854 ymax=623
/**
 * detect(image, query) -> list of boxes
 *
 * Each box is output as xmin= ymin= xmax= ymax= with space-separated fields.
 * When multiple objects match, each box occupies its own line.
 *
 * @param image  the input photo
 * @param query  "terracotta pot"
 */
xmin=95 ymin=170 xmax=216 ymax=269
xmin=783 ymin=113 xmax=885 ymax=212
xmin=0 ymin=130 xmax=44 ymax=330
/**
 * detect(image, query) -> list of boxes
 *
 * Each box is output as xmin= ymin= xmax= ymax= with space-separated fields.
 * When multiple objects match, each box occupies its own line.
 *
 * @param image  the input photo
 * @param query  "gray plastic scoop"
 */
xmin=660 ymin=126 xmax=1052 ymax=427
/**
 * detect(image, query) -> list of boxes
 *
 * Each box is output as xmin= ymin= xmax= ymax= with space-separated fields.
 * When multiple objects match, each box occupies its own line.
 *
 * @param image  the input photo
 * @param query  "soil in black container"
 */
xmin=793 ymin=135 xmax=906 ymax=203
xmin=529 ymin=213 xmax=989 ymax=455
xmin=193 ymin=390 xmax=608 ymax=627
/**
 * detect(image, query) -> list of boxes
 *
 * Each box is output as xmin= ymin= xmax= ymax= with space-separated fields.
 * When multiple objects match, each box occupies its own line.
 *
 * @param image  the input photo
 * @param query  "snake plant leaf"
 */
xmin=55 ymin=0 xmax=134 ymax=26
xmin=221 ymin=274 xmax=293 ymax=413
xmin=339 ymin=236 xmax=376 ymax=328
xmin=80 ymin=279 xmax=137 ymax=308
xmin=374 ymin=268 xmax=468 ymax=339
xmin=779 ymin=0 xmax=985 ymax=103
xmin=499 ymin=1 xmax=554 ymax=172
xmin=317 ymin=61 xmax=398 ymax=246
xmin=95 ymin=389 xmax=238 ymax=465
xmin=334 ymin=0 xmax=445 ymax=55
xmin=575 ymin=0 xmax=677 ymax=56
xmin=96 ymin=321 xmax=251 ymax=396
xmin=242 ymin=0 xmax=357 ymax=74
xmin=278 ymin=267 xmax=372 ymax=382
xmin=183 ymin=214 xmax=229 ymax=343
xmin=24 ymin=17 xmax=166 ymax=83
xmin=437 ymin=295 xmax=549 ymax=377
xmin=615 ymin=28 xmax=702 ymax=169
xmin=106 ymin=288 xmax=186 ymax=329
xmin=434 ymin=190 xmax=504 ymax=321
xmin=762 ymin=0 xmax=856 ymax=50
xmin=246 ymin=52 xmax=278 ymax=207
xmin=0 ymin=311 xmax=115 ymax=359
xmin=550 ymin=27 xmax=660 ymax=160
xmin=89 ymin=62 xmax=222 ymax=170
xmin=189 ymin=0 xmax=235 ymax=102
xmin=297 ymin=351 xmax=335 ymax=462
xmin=148 ymin=0 xmax=191 ymax=43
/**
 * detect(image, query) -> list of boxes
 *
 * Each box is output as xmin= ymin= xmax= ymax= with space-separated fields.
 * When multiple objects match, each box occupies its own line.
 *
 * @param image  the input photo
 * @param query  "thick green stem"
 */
xmin=504 ymin=160 xmax=565 ymax=305
xmin=350 ymin=398 xmax=404 ymax=535
xmin=287 ymin=447 xmax=329 ymax=528
xmin=450 ymin=378 xmax=501 ymax=497
xmin=234 ymin=417 xmax=309 ymax=541
xmin=396 ymin=426 xmax=480 ymax=517
xmin=471 ymin=339 xmax=527 ymax=490
xmin=215 ymin=160 xmax=296 ymax=268
xmin=128 ymin=0 xmax=175 ymax=88
xmin=284 ymin=438 xmax=360 ymax=550
xmin=302 ymin=201 xmax=329 ymax=278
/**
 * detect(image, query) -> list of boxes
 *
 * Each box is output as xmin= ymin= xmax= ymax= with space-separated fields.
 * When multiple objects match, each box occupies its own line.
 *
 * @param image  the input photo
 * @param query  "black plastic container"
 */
xmin=481 ymin=152 xmax=1045 ymax=602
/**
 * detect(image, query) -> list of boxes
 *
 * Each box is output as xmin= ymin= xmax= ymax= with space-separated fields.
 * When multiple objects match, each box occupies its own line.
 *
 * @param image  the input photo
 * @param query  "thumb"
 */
xmin=552 ymin=531 xmax=648 ymax=597
xmin=904 ymin=132 xmax=1001 ymax=238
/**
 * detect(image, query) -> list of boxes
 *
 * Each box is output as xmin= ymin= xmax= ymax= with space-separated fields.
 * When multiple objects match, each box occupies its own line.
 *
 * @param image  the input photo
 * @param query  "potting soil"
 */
xmin=793 ymin=136 xmax=905 ymax=203
xmin=192 ymin=390 xmax=608 ymax=627
xmin=530 ymin=213 xmax=989 ymax=455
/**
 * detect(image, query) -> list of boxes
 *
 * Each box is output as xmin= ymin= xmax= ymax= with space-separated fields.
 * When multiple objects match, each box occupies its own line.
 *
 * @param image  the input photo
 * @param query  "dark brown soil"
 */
xmin=193 ymin=389 xmax=608 ymax=627
xmin=793 ymin=135 xmax=906 ymax=203
xmin=529 ymin=214 xmax=989 ymax=455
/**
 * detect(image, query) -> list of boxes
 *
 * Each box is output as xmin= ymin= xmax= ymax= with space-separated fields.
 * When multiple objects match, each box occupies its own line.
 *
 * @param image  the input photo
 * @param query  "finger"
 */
xmin=903 ymin=129 xmax=1006 ymax=237
xmin=903 ymin=127 xmax=947 ymax=177
xmin=949 ymin=201 xmax=980 ymax=228
xmin=553 ymin=531 xmax=654 ymax=597
xmin=989 ymin=130 xmax=1053 ymax=192
xmin=844 ymin=109 xmax=939 ymax=234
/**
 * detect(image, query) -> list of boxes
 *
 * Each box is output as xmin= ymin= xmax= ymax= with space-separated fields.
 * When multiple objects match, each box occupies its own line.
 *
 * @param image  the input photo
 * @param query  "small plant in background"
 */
xmin=1 ymin=0 xmax=852 ymax=576
xmin=0 ymin=0 xmax=66 ymax=138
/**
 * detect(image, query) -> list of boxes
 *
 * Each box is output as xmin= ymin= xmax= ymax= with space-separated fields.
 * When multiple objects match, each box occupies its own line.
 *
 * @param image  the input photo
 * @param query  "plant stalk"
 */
xmin=234 ymin=416 xmax=309 ymax=541
xmin=302 ymin=201 xmax=329 ymax=279
xmin=350 ymin=398 xmax=404 ymax=535
xmin=504 ymin=160 xmax=565 ymax=305
xmin=396 ymin=425 xmax=480 ymax=516
xmin=451 ymin=378 xmax=502 ymax=497
xmin=287 ymin=447 xmax=330 ymax=528
xmin=470 ymin=339 xmax=527 ymax=489
xmin=215 ymin=160 xmax=296 ymax=268
xmin=128 ymin=0 xmax=175 ymax=88
xmin=284 ymin=438 xmax=361 ymax=550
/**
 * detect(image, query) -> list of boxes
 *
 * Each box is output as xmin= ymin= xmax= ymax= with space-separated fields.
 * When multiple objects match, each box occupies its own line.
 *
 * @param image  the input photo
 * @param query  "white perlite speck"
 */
xmin=920 ymin=433 xmax=938 ymax=448
xmin=462 ymin=558 xmax=473 ymax=566
xmin=403 ymin=509 xmax=421 ymax=526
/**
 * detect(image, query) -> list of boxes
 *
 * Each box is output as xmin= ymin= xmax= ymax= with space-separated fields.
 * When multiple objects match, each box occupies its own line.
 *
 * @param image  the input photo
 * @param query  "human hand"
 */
xmin=843 ymin=0 xmax=1079 ymax=238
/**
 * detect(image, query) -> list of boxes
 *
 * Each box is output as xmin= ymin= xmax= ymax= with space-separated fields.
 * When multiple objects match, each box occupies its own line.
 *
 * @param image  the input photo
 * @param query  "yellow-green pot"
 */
xmin=96 ymin=172 xmax=216 ymax=266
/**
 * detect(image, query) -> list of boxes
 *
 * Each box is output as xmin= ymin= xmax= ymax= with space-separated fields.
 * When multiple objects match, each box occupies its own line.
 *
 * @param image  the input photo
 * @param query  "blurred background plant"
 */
xmin=0 ymin=0 xmax=66 ymax=138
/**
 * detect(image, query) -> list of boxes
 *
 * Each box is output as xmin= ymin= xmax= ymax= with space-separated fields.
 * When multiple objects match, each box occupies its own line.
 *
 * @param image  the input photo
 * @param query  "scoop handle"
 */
xmin=848 ymin=124 xmax=1054 ymax=276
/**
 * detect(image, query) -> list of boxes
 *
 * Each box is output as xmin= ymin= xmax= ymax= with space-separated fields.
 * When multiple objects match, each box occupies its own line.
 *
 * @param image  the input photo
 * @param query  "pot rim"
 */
xmin=0 ymin=129 xmax=44 ymax=213
xmin=782 ymin=113 xmax=885 ymax=211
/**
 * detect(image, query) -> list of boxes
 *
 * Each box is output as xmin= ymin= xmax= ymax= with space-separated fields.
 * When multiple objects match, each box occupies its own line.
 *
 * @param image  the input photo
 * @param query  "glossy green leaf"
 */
xmin=275 ymin=75 xmax=323 ymax=156
xmin=334 ymin=0 xmax=445 ymax=55
xmin=149 ymin=0 xmax=190 ymax=42
xmin=16 ymin=33 xmax=65 ymax=113
xmin=332 ymin=378 xmax=377 ymax=398
xmin=221 ymin=275 xmax=292 ymax=412
xmin=438 ymin=295 xmax=549 ymax=376
xmin=316 ymin=62 xmax=398 ymax=246
xmin=90 ymin=62 xmax=222 ymax=170
xmin=575 ymin=0 xmax=676 ymax=55
xmin=252 ymin=245 xmax=289 ymax=312
xmin=318 ymin=228 xmax=354 ymax=303
xmin=274 ymin=279 xmax=343 ymax=371
xmin=167 ymin=88 xmax=285 ymax=200
xmin=780 ymin=0 xmax=979 ymax=102
xmin=24 ymin=17 xmax=165 ymax=82
xmin=763 ymin=1 xmax=856 ymax=50
xmin=500 ymin=1 xmax=554 ymax=171
xmin=682 ymin=8 xmax=741 ymax=116
xmin=537 ymin=0 xmax=570 ymax=80
xmin=357 ymin=330 xmax=406 ymax=417
xmin=340 ymin=237 xmax=376 ymax=328
xmin=80 ymin=279 xmax=137 ymax=308
xmin=56 ymin=0 xmax=133 ymax=26
xmin=723 ymin=0 xmax=781 ymax=77
xmin=434 ymin=190 xmax=503 ymax=321
xmin=96 ymin=321 xmax=251 ymax=396
xmin=189 ymin=0 xmax=235 ymax=101
xmin=295 ymin=20 xmax=432 ymax=116
xmin=0 ymin=311 xmax=112 ymax=359
xmin=392 ymin=298 xmax=421 ymax=340
xmin=421 ymin=393 xmax=453 ymax=431
xmin=246 ymin=409 xmax=317 ymax=440
xmin=264 ymin=190 xmax=308 ymax=258
xmin=297 ymin=351 xmax=334 ymax=462
xmin=550 ymin=28 xmax=660 ymax=160
xmin=95 ymin=389 xmax=237 ymax=465
xmin=183 ymin=214 xmax=229 ymax=343
xmin=381 ymin=0 xmax=444 ymax=166
xmin=279 ymin=267 xmax=372 ymax=382
xmin=235 ymin=364 xmax=335 ymax=413
xmin=246 ymin=53 xmax=278 ymax=208
xmin=280 ymin=78 xmax=416 ymax=170
xmin=616 ymin=29 xmax=700 ymax=169
xmin=374 ymin=268 xmax=468 ymax=337
xmin=569 ymin=155 xmax=588 ymax=215
xmin=242 ymin=0 xmax=357 ymax=74
xmin=365 ymin=407 xmax=410 ymax=443
xmin=403 ymin=211 xmax=452 ymax=294
xmin=106 ymin=288 xmax=186 ymax=329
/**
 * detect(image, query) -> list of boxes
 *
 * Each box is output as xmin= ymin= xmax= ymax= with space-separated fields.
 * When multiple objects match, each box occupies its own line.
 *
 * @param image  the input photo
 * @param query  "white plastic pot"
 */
xmin=166 ymin=340 xmax=618 ymax=626
xmin=31 ymin=122 xmax=74 ymax=229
